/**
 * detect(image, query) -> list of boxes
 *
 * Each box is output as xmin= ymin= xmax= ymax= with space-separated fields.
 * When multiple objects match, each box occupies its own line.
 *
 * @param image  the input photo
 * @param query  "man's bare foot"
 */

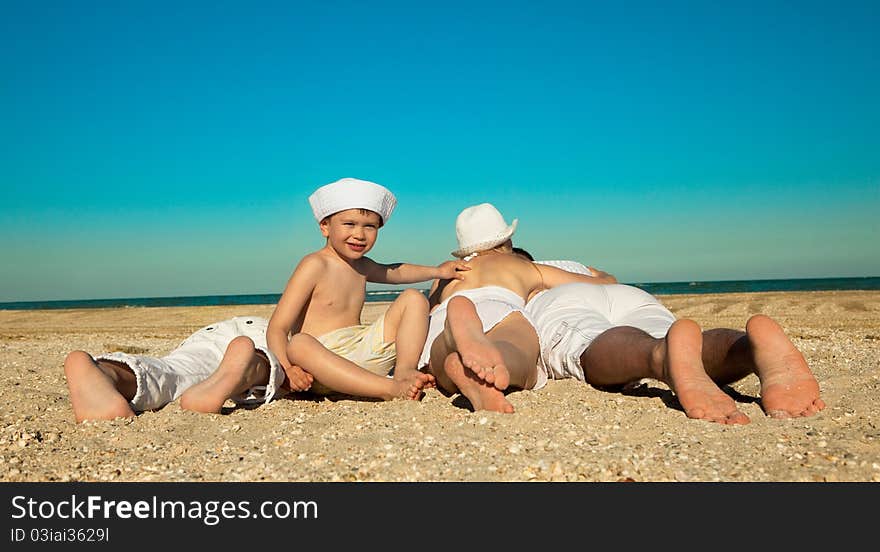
xmin=443 ymin=352 xmax=514 ymax=413
xmin=180 ymin=337 xmax=265 ymax=414
xmin=446 ymin=296 xmax=511 ymax=390
xmin=389 ymin=370 xmax=434 ymax=400
xmin=64 ymin=351 xmax=135 ymax=423
xmin=747 ymin=314 xmax=825 ymax=418
xmin=180 ymin=368 xmax=244 ymax=414
xmin=663 ymin=320 xmax=750 ymax=425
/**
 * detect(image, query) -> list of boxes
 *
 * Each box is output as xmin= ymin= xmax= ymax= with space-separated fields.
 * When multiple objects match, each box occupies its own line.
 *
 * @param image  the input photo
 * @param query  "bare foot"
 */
xmin=393 ymin=368 xmax=437 ymax=390
xmin=663 ymin=320 xmax=750 ymax=425
xmin=389 ymin=371 xmax=434 ymax=400
xmin=443 ymin=352 xmax=514 ymax=413
xmin=64 ymin=351 xmax=135 ymax=423
xmin=446 ymin=296 xmax=511 ymax=390
xmin=180 ymin=367 xmax=244 ymax=414
xmin=180 ymin=337 xmax=265 ymax=414
xmin=747 ymin=315 xmax=826 ymax=418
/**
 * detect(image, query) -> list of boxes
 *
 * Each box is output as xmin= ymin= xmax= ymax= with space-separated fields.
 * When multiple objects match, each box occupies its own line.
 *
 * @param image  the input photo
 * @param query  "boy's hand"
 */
xmin=437 ymin=260 xmax=471 ymax=280
xmin=284 ymin=364 xmax=314 ymax=392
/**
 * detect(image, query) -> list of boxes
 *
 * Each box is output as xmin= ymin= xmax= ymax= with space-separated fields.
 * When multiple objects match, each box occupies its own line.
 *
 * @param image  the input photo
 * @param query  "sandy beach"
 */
xmin=1 ymin=289 xmax=878 ymax=483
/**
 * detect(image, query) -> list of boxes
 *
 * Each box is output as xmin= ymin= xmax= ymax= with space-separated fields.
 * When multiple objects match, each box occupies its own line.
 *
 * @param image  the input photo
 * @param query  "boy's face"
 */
xmin=320 ymin=209 xmax=382 ymax=260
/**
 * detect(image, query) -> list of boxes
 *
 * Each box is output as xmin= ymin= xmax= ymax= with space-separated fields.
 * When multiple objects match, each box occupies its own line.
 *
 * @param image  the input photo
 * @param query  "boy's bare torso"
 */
xmin=297 ymin=251 xmax=369 ymax=337
xmin=430 ymin=251 xmax=544 ymax=310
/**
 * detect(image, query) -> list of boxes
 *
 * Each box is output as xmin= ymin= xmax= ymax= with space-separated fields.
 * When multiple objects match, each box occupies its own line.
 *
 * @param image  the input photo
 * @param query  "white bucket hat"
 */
xmin=308 ymin=177 xmax=397 ymax=224
xmin=451 ymin=203 xmax=518 ymax=258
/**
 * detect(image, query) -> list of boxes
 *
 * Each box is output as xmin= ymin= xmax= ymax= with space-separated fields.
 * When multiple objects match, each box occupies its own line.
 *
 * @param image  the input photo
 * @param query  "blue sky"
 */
xmin=2 ymin=0 xmax=878 ymax=302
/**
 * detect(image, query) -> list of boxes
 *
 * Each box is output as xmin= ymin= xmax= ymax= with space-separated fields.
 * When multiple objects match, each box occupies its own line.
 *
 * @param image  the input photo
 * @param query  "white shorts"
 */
xmin=96 ymin=316 xmax=287 ymax=412
xmin=525 ymin=283 xmax=676 ymax=382
xmin=418 ymin=286 xmax=544 ymax=389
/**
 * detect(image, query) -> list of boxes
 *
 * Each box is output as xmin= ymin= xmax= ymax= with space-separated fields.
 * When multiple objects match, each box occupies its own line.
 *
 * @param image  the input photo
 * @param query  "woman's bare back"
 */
xmin=429 ymin=250 xmax=544 ymax=310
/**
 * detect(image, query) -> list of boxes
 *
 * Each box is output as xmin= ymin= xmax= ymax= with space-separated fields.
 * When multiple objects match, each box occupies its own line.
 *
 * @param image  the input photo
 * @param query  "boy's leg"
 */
xmin=700 ymin=315 xmax=825 ymax=418
xmin=63 ymin=351 xmax=137 ymax=423
xmin=179 ymin=336 xmax=269 ymax=414
xmin=382 ymin=288 xmax=431 ymax=381
xmin=580 ymin=321 xmax=750 ymax=424
xmin=287 ymin=334 xmax=432 ymax=401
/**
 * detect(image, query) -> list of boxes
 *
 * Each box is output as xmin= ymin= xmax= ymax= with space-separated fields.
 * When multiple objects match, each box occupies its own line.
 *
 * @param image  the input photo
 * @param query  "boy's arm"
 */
xmin=536 ymin=263 xmax=617 ymax=288
xmin=267 ymin=257 xmax=322 ymax=391
xmin=361 ymin=258 xmax=470 ymax=284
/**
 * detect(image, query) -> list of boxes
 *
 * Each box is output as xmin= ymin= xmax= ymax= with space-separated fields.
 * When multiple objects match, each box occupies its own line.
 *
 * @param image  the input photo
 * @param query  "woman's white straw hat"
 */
xmin=451 ymin=203 xmax=518 ymax=258
xmin=308 ymin=177 xmax=397 ymax=224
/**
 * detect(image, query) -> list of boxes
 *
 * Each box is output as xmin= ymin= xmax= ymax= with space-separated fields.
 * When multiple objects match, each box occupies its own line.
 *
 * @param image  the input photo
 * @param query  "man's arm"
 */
xmin=586 ymin=266 xmax=618 ymax=284
xmin=536 ymin=263 xmax=617 ymax=288
xmin=361 ymin=258 xmax=470 ymax=284
xmin=267 ymin=256 xmax=322 ymax=391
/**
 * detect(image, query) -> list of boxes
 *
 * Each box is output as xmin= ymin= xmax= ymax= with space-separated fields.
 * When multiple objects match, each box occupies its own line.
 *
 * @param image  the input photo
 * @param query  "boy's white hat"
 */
xmin=308 ymin=177 xmax=397 ymax=224
xmin=451 ymin=203 xmax=518 ymax=258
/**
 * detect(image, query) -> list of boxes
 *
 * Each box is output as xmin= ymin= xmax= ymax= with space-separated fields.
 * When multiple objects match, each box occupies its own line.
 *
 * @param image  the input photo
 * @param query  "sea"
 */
xmin=2 ymin=276 xmax=879 ymax=311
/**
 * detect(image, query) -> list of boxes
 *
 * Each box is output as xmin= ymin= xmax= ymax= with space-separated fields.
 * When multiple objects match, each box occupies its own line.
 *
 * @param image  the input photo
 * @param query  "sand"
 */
xmin=1 ymin=290 xmax=878 ymax=482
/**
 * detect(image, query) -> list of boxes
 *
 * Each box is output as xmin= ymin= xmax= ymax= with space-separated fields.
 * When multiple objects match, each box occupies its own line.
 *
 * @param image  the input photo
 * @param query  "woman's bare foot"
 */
xmin=662 ymin=320 xmax=750 ymax=425
xmin=64 ymin=351 xmax=135 ymax=423
xmin=180 ymin=337 xmax=265 ymax=414
xmin=388 ymin=370 xmax=435 ymax=400
xmin=446 ymin=296 xmax=511 ymax=390
xmin=443 ymin=352 xmax=515 ymax=413
xmin=746 ymin=314 xmax=826 ymax=418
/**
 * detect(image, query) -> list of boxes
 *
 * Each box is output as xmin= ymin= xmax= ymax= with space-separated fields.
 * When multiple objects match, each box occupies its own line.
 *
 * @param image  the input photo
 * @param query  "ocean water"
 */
xmin=1 ymin=277 xmax=878 ymax=311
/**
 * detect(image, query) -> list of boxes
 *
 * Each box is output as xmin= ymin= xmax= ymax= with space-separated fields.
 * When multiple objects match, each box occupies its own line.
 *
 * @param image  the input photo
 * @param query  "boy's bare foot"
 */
xmin=393 ymin=368 xmax=436 ymax=389
xmin=446 ymin=297 xmax=511 ymax=390
xmin=747 ymin=314 xmax=825 ymax=418
xmin=663 ymin=320 xmax=750 ymax=425
xmin=444 ymin=352 xmax=515 ymax=413
xmin=180 ymin=337 xmax=264 ymax=414
xmin=64 ymin=351 xmax=135 ymax=423
xmin=389 ymin=370 xmax=434 ymax=400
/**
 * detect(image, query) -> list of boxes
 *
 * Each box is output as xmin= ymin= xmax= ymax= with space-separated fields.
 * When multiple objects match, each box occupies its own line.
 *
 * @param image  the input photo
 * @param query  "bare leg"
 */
xmin=580 ymin=321 xmax=750 ymax=424
xmin=428 ymin=296 xmax=539 ymax=413
xmin=179 ymin=336 xmax=269 ymax=414
xmin=382 ymin=288 xmax=432 ymax=384
xmin=64 ymin=351 xmax=136 ymax=423
xmin=445 ymin=296 xmax=511 ymax=390
xmin=287 ymin=333 xmax=432 ymax=400
xmin=745 ymin=314 xmax=825 ymax=418
xmin=699 ymin=317 xmax=825 ymax=417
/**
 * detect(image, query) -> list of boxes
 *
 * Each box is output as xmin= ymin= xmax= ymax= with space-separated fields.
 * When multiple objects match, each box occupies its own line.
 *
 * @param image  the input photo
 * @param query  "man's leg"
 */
xmin=382 ymin=288 xmax=431 ymax=381
xmin=699 ymin=315 xmax=825 ymax=418
xmin=63 ymin=351 xmax=137 ymax=423
xmin=287 ymin=333 xmax=432 ymax=401
xmin=579 ymin=320 xmax=750 ymax=424
xmin=179 ymin=336 xmax=270 ymax=414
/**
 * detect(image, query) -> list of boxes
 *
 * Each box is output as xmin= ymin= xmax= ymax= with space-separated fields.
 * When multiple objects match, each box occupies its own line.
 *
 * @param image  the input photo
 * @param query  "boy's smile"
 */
xmin=320 ymin=208 xmax=382 ymax=261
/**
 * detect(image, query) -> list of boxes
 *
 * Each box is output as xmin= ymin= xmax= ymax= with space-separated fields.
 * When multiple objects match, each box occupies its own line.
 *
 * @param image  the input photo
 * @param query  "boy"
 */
xmin=513 ymin=250 xmax=825 ymax=424
xmin=419 ymin=203 xmax=615 ymax=413
xmin=267 ymin=177 xmax=469 ymax=401
xmin=64 ymin=316 xmax=288 ymax=422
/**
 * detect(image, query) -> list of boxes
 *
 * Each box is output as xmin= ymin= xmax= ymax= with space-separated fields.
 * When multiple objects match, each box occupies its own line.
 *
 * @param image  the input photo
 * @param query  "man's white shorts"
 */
xmin=525 ymin=283 xmax=676 ymax=382
xmin=96 ymin=316 xmax=287 ymax=412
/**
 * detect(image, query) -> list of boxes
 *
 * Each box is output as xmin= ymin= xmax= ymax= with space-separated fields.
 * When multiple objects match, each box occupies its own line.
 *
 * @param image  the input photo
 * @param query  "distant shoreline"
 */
xmin=2 ymin=276 xmax=879 ymax=311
